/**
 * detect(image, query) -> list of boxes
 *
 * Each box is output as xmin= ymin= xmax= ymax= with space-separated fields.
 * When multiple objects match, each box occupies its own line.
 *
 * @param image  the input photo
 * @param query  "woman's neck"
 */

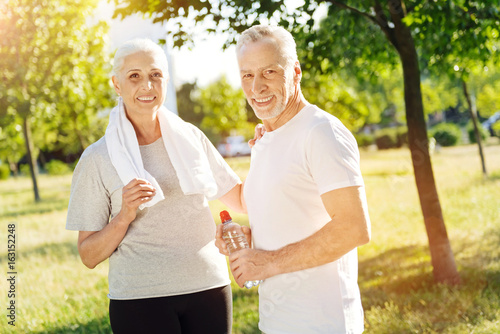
xmin=134 ymin=120 xmax=162 ymax=145
xmin=125 ymin=108 xmax=162 ymax=145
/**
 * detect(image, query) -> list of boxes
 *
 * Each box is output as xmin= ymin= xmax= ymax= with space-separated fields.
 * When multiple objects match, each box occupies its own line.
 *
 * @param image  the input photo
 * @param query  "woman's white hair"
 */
xmin=236 ymin=25 xmax=298 ymax=68
xmin=112 ymin=38 xmax=169 ymax=79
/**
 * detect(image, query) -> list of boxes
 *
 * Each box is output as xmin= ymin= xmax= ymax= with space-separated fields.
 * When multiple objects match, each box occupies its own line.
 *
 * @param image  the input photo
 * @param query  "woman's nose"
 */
xmin=142 ymin=79 xmax=152 ymax=90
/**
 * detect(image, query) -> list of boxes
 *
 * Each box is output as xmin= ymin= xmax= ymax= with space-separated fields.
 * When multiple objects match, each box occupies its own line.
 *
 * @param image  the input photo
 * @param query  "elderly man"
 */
xmin=217 ymin=25 xmax=371 ymax=334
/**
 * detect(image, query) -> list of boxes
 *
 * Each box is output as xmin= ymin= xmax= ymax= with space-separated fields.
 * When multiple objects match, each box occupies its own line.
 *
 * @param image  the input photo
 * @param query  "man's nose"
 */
xmin=252 ymin=76 xmax=266 ymax=94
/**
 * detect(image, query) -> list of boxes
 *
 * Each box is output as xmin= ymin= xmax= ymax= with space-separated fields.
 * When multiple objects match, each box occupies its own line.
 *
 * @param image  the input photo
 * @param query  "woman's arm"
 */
xmin=77 ymin=178 xmax=156 ymax=269
xmin=218 ymin=182 xmax=247 ymax=214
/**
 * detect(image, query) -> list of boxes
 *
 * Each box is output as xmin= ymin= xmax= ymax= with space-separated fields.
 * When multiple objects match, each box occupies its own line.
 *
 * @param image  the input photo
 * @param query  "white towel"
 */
xmin=105 ymin=97 xmax=218 ymax=209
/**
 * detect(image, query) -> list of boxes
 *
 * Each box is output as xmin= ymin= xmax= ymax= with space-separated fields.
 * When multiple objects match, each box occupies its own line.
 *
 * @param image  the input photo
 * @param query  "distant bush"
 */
xmin=374 ymin=127 xmax=407 ymax=150
xmin=0 ymin=164 xmax=10 ymax=180
xmin=429 ymin=123 xmax=461 ymax=147
xmin=375 ymin=129 xmax=397 ymax=149
xmin=354 ymin=133 xmax=375 ymax=148
xmin=20 ymin=164 xmax=31 ymax=176
xmin=70 ymin=158 xmax=80 ymax=171
xmin=491 ymin=122 xmax=500 ymax=137
xmin=395 ymin=127 xmax=408 ymax=147
xmin=46 ymin=160 xmax=71 ymax=175
xmin=467 ymin=121 xmax=489 ymax=143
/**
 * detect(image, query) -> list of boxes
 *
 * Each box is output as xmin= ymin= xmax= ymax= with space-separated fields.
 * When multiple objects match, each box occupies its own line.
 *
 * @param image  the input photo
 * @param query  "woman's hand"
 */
xmin=248 ymin=124 xmax=266 ymax=148
xmin=77 ymin=178 xmax=156 ymax=269
xmin=119 ymin=178 xmax=156 ymax=223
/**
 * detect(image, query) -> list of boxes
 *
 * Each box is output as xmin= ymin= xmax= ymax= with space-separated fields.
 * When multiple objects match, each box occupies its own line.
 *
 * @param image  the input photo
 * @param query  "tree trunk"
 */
xmin=389 ymin=0 xmax=460 ymax=284
xmin=22 ymin=115 xmax=41 ymax=202
xmin=462 ymin=80 xmax=487 ymax=177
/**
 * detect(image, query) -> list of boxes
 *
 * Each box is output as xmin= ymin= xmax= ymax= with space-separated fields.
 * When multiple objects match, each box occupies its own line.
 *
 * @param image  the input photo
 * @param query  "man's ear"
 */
xmin=112 ymin=76 xmax=121 ymax=96
xmin=294 ymin=61 xmax=302 ymax=85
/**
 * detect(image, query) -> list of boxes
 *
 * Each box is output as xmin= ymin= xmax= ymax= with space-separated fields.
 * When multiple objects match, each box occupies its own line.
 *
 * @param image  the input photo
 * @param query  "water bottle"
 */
xmin=219 ymin=210 xmax=262 ymax=289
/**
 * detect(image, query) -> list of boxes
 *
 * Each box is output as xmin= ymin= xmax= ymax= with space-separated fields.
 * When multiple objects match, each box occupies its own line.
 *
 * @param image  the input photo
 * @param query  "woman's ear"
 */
xmin=112 ymin=76 xmax=121 ymax=96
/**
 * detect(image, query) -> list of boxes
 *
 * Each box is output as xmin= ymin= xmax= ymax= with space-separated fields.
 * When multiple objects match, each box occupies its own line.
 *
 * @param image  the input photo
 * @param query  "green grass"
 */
xmin=0 ymin=143 xmax=499 ymax=333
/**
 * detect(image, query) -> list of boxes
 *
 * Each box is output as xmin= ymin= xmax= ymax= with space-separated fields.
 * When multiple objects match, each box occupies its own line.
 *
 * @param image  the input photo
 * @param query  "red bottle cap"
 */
xmin=220 ymin=210 xmax=232 ymax=223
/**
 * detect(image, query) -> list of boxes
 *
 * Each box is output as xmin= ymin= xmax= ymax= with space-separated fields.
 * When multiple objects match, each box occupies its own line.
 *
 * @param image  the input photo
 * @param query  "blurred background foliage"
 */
xmin=0 ymin=0 xmax=114 ymax=190
xmin=1 ymin=0 xmax=500 ymax=331
xmin=1 ymin=0 xmax=499 ymax=180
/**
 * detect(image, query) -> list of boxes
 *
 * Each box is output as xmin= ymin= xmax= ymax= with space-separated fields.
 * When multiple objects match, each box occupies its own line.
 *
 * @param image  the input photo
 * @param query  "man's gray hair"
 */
xmin=112 ymin=38 xmax=169 ymax=79
xmin=236 ymin=25 xmax=298 ymax=68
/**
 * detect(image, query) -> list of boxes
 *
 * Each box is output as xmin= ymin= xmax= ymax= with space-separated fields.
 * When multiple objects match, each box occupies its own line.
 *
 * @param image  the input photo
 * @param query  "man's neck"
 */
xmin=263 ymin=94 xmax=308 ymax=132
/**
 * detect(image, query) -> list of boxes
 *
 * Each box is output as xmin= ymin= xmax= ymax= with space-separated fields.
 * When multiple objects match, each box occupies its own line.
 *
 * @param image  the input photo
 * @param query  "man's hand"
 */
xmin=215 ymin=223 xmax=229 ymax=256
xmin=228 ymin=248 xmax=276 ymax=288
xmin=215 ymin=223 xmax=252 ymax=257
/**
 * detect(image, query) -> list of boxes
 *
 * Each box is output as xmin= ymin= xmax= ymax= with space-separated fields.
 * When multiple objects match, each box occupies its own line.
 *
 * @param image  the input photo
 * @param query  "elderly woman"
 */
xmin=66 ymin=38 xmax=245 ymax=334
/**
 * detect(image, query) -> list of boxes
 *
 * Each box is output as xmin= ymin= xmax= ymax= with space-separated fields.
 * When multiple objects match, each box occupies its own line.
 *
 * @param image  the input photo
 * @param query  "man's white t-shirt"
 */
xmin=244 ymin=105 xmax=365 ymax=334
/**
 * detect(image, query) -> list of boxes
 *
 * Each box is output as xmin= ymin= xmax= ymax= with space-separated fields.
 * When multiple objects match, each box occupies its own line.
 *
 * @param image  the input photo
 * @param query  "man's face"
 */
xmin=237 ymin=38 xmax=297 ymax=121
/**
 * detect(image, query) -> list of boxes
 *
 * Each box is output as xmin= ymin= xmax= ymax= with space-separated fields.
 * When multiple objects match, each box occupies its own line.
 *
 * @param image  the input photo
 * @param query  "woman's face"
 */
xmin=112 ymin=50 xmax=168 ymax=117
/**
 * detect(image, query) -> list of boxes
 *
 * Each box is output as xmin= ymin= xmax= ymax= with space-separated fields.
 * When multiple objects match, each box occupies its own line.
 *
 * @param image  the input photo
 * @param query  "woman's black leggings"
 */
xmin=109 ymin=285 xmax=232 ymax=334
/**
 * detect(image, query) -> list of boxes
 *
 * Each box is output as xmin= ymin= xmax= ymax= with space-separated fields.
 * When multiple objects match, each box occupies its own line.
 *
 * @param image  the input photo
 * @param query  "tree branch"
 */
xmin=327 ymin=0 xmax=380 ymax=27
xmin=406 ymin=3 xmax=416 ymax=14
xmin=327 ymin=0 xmax=397 ymax=45
xmin=373 ymin=0 xmax=398 ymax=49
xmin=326 ymin=0 xmax=401 ymax=50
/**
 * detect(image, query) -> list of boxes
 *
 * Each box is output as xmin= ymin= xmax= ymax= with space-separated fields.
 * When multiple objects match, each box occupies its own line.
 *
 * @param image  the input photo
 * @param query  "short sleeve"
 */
xmin=190 ymin=125 xmax=241 ymax=200
xmin=305 ymin=120 xmax=364 ymax=195
xmin=66 ymin=147 xmax=112 ymax=231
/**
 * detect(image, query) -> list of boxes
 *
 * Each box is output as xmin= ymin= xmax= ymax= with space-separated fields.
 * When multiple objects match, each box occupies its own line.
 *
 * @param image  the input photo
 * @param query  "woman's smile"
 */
xmin=137 ymin=95 xmax=156 ymax=103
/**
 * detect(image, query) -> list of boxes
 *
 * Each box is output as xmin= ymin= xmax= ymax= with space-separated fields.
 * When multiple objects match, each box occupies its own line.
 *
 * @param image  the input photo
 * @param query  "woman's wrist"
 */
xmin=113 ymin=210 xmax=135 ymax=229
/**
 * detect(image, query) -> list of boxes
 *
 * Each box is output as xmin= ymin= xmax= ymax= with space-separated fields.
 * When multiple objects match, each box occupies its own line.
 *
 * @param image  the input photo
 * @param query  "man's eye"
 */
xmin=129 ymin=73 xmax=139 ymax=78
xmin=152 ymin=72 xmax=162 ymax=77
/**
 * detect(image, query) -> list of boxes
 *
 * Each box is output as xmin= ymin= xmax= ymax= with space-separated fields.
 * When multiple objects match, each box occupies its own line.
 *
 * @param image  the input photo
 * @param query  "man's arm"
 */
xmin=228 ymin=185 xmax=371 ymax=287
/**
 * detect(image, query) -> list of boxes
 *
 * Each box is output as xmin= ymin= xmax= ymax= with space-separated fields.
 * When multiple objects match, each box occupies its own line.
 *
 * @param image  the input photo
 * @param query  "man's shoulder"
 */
xmin=301 ymin=105 xmax=344 ymax=131
xmin=301 ymin=105 xmax=357 ymax=148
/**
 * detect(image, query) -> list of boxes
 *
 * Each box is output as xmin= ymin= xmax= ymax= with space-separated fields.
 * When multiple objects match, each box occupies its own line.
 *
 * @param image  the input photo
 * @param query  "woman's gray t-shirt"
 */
xmin=66 ymin=133 xmax=239 ymax=300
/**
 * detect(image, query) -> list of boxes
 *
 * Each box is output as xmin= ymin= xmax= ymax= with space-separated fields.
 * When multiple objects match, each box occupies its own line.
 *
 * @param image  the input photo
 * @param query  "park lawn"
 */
xmin=0 ymin=142 xmax=499 ymax=333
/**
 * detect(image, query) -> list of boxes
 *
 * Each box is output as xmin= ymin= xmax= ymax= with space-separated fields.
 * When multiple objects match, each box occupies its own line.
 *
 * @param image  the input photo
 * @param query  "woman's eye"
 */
xmin=129 ymin=73 xmax=139 ymax=78
xmin=152 ymin=72 xmax=162 ymax=77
